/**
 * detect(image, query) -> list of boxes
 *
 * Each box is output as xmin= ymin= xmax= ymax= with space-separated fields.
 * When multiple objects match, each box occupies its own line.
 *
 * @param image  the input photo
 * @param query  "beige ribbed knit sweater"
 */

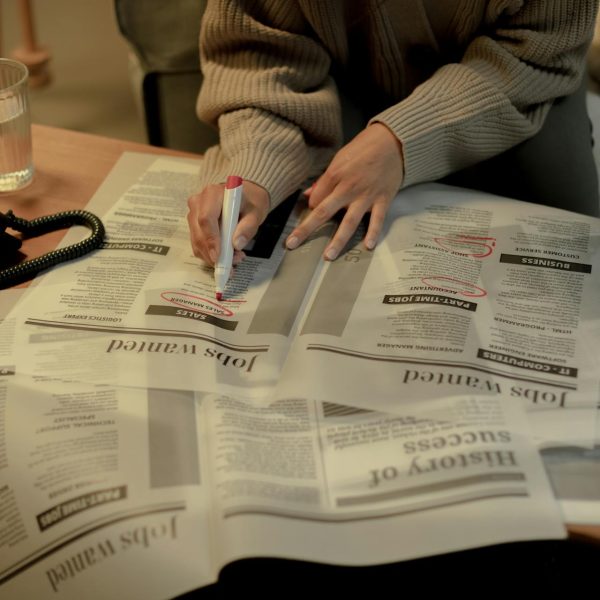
xmin=197 ymin=0 xmax=598 ymax=208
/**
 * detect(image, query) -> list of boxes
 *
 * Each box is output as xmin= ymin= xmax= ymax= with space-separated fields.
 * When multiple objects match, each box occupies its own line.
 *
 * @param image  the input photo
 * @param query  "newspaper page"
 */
xmin=202 ymin=393 xmax=564 ymax=568
xmin=6 ymin=156 xmax=302 ymax=399
xmin=0 ymin=295 xmax=567 ymax=599
xmin=0 ymin=380 xmax=566 ymax=598
xmin=4 ymin=157 xmax=599 ymax=450
xmin=0 ymin=375 xmax=215 ymax=599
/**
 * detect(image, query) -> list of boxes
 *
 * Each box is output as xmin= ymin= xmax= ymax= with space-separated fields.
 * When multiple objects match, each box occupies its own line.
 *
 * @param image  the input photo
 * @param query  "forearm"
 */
xmin=197 ymin=0 xmax=342 ymax=209
xmin=198 ymin=105 xmax=337 ymax=210
xmin=371 ymin=0 xmax=598 ymax=187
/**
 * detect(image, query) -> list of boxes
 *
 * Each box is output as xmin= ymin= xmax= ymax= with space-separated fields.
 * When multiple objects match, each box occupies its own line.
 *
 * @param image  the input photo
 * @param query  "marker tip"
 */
xmin=216 ymin=292 xmax=223 ymax=301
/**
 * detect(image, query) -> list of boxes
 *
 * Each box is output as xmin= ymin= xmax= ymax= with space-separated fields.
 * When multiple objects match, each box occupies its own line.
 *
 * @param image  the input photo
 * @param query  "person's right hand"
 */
xmin=187 ymin=180 xmax=270 ymax=266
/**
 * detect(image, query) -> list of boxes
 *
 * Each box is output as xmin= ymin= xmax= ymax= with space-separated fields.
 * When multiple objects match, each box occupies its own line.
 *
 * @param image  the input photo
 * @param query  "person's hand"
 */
xmin=286 ymin=123 xmax=404 ymax=260
xmin=187 ymin=180 xmax=270 ymax=266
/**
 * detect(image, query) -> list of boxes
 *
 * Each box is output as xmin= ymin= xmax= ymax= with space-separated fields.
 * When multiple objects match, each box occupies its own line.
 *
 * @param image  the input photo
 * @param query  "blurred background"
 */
xmin=2 ymin=0 xmax=600 ymax=174
xmin=0 ymin=0 xmax=145 ymax=142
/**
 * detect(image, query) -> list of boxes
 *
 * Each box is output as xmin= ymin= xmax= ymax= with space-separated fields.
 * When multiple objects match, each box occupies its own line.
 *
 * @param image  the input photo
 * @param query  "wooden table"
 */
xmin=1 ymin=124 xmax=599 ymax=543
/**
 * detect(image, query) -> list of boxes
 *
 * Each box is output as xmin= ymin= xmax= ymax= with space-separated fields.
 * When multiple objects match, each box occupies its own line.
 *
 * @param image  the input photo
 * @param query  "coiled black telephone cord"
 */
xmin=0 ymin=209 xmax=105 ymax=289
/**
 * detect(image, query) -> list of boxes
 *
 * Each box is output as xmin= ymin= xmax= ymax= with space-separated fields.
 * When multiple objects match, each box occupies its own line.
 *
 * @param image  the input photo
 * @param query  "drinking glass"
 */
xmin=0 ymin=59 xmax=34 ymax=192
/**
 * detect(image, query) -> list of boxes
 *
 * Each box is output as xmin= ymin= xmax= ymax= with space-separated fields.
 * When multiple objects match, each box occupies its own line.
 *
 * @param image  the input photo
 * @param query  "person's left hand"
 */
xmin=285 ymin=122 xmax=404 ymax=260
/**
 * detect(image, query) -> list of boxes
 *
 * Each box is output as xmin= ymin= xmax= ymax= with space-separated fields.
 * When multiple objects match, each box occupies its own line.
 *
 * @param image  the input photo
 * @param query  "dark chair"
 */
xmin=114 ymin=0 xmax=218 ymax=152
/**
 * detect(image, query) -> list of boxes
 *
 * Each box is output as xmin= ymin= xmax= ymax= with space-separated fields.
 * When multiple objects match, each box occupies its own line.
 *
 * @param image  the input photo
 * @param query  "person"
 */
xmin=187 ymin=0 xmax=599 ymax=268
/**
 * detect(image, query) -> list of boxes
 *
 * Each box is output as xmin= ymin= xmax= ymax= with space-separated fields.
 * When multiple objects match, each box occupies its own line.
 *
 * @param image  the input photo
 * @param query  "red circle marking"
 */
xmin=160 ymin=291 xmax=234 ymax=317
xmin=421 ymin=276 xmax=487 ymax=298
xmin=433 ymin=237 xmax=494 ymax=258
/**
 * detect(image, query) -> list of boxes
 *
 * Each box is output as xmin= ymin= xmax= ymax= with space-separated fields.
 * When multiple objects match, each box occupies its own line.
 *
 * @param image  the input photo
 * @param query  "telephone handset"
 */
xmin=0 ymin=209 xmax=105 ymax=288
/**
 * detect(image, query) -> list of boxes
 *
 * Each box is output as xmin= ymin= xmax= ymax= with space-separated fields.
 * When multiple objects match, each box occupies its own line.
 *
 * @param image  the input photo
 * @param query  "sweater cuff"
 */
xmin=369 ymin=65 xmax=525 ymax=188
xmin=198 ymin=109 xmax=320 ymax=209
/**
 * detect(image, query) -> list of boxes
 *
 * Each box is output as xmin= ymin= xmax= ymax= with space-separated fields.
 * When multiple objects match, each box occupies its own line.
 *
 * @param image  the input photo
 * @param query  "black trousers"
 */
xmin=179 ymin=537 xmax=599 ymax=598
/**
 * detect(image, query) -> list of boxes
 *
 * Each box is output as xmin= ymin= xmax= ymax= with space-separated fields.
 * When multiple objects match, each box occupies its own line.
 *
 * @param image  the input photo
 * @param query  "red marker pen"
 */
xmin=214 ymin=176 xmax=243 ymax=300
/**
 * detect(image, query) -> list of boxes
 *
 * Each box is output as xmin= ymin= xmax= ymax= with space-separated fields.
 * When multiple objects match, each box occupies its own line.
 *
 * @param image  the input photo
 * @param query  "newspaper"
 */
xmin=1 ymin=154 xmax=599 ymax=598
xmin=0 ymin=377 xmax=565 ymax=599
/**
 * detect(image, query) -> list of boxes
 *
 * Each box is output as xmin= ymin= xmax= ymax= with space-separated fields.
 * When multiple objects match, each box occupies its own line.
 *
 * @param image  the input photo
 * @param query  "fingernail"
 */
xmin=325 ymin=247 xmax=338 ymax=261
xmin=209 ymin=249 xmax=217 ymax=264
xmin=286 ymin=236 xmax=299 ymax=250
xmin=234 ymin=235 xmax=247 ymax=251
xmin=365 ymin=238 xmax=376 ymax=250
xmin=302 ymin=184 xmax=314 ymax=196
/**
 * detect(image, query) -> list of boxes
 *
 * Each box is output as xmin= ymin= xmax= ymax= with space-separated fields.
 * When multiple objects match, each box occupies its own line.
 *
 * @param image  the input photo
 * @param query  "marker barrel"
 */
xmin=214 ymin=176 xmax=243 ymax=298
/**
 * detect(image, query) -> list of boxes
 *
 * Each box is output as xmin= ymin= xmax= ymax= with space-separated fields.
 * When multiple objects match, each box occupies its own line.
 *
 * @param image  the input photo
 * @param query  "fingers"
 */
xmin=286 ymin=123 xmax=403 ymax=260
xmin=286 ymin=164 xmax=378 ymax=259
xmin=288 ymin=194 xmax=385 ymax=261
xmin=287 ymin=191 xmax=346 ymax=248
xmin=232 ymin=181 xmax=270 ymax=252
xmin=187 ymin=180 xmax=270 ymax=266
xmin=233 ymin=204 xmax=264 ymax=252
xmin=323 ymin=202 xmax=368 ymax=260
xmin=364 ymin=198 xmax=388 ymax=250
xmin=302 ymin=183 xmax=315 ymax=202
xmin=232 ymin=250 xmax=246 ymax=266
xmin=286 ymin=176 xmax=365 ymax=258
xmin=187 ymin=184 xmax=223 ymax=266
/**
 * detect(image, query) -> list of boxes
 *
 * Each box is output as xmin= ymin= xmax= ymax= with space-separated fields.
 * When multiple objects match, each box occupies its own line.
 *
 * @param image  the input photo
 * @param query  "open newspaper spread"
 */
xmin=0 ymin=154 xmax=598 ymax=599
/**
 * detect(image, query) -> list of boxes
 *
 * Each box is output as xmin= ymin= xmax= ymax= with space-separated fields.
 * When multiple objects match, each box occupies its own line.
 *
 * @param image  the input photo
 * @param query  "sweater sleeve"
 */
xmin=196 ymin=0 xmax=342 ymax=208
xmin=370 ymin=0 xmax=598 ymax=188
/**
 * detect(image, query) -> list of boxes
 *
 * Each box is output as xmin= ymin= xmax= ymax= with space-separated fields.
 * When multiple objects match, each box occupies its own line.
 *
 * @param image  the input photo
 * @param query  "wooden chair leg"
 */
xmin=10 ymin=0 xmax=51 ymax=88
